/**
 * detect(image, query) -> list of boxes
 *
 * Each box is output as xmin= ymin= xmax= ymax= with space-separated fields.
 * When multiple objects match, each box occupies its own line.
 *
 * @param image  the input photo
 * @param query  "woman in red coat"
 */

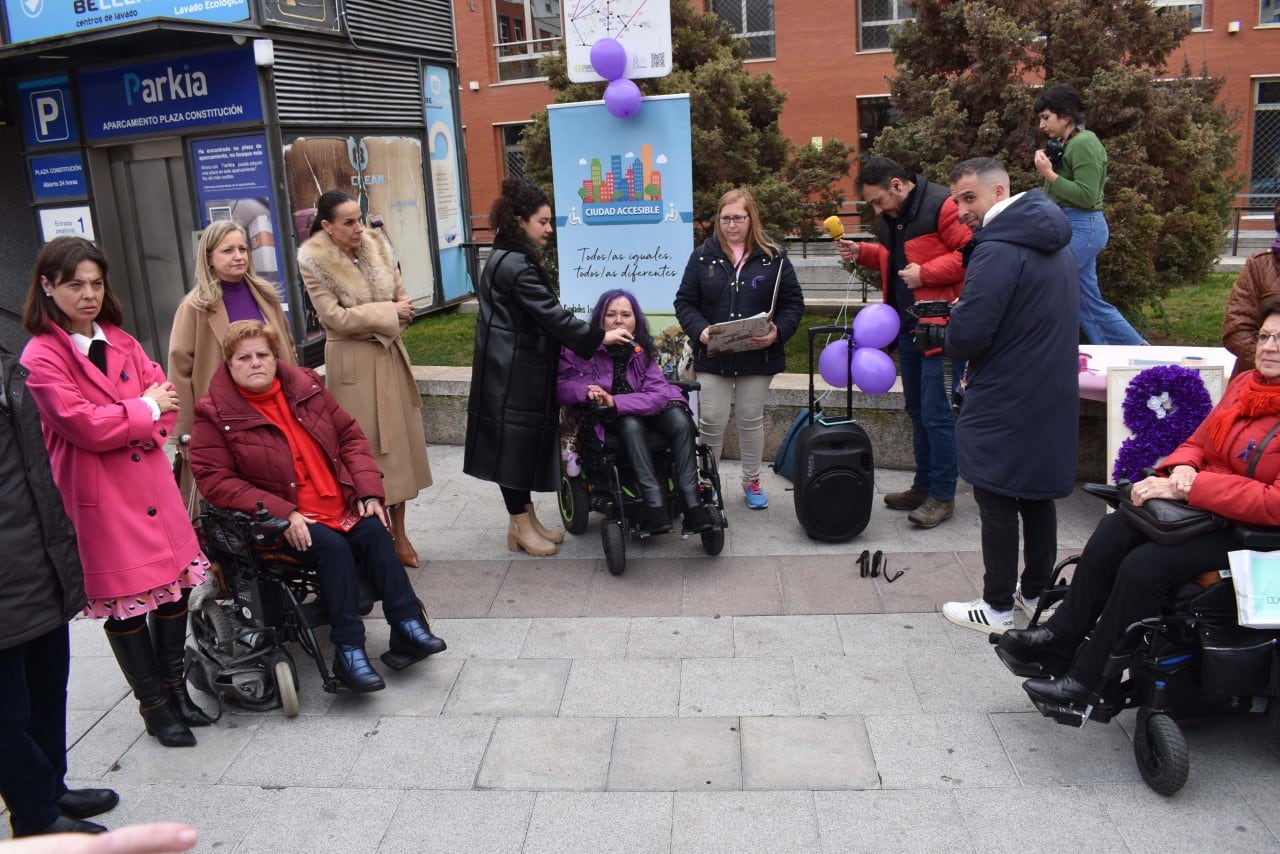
xmin=189 ymin=321 xmax=445 ymax=693
xmin=21 ymin=237 xmax=212 ymax=749
xmin=1006 ymin=294 xmax=1280 ymax=710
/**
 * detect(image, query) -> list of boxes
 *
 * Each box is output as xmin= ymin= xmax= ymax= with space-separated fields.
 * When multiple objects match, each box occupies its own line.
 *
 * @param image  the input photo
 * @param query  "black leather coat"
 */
xmin=464 ymin=235 xmax=603 ymax=492
xmin=0 ymin=346 xmax=86 ymax=650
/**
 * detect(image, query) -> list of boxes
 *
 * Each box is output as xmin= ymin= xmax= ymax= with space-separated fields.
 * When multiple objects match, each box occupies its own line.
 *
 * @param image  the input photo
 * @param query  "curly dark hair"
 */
xmin=1034 ymin=84 xmax=1087 ymax=128
xmin=490 ymin=177 xmax=551 ymax=251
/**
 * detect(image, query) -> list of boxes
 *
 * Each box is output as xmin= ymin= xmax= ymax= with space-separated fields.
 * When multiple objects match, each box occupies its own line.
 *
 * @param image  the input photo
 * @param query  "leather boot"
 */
xmin=389 ymin=617 xmax=448 ymax=658
xmin=389 ymin=503 xmax=420 ymax=568
xmin=523 ymin=502 xmax=565 ymax=544
xmin=149 ymin=610 xmax=214 ymax=727
xmin=508 ymin=513 xmax=557 ymax=556
xmin=104 ymin=624 xmax=196 ymax=747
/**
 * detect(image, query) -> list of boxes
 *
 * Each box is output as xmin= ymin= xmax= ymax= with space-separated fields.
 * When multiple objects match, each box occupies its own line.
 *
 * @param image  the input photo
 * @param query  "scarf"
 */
xmin=605 ymin=344 xmax=633 ymax=395
xmin=1206 ymin=371 xmax=1280 ymax=450
xmin=239 ymin=378 xmax=356 ymax=531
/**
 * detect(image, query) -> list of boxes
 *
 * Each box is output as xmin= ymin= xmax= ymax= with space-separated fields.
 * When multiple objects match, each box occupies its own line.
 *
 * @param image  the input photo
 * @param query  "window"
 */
xmin=1151 ymin=0 xmax=1204 ymax=29
xmin=856 ymin=95 xmax=899 ymax=153
xmin=858 ymin=0 xmax=913 ymax=51
xmin=501 ymin=124 xmax=530 ymax=180
xmin=493 ymin=0 xmax=562 ymax=82
xmin=711 ymin=0 xmax=775 ymax=60
xmin=1250 ymin=80 xmax=1280 ymax=203
xmin=1263 ymin=0 xmax=1280 ymax=24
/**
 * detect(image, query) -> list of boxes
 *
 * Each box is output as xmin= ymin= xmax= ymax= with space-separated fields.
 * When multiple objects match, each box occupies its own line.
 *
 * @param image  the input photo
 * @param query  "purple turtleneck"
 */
xmin=221 ymin=280 xmax=265 ymax=323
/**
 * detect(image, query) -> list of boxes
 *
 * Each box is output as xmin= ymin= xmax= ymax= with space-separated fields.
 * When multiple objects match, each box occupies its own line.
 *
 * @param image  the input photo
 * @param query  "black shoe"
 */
xmin=1023 ymin=674 xmax=1092 ymax=709
xmin=333 ymin=644 xmax=385 ymax=692
xmin=389 ymin=618 xmax=447 ymax=659
xmin=141 ymin=700 xmax=197 ymax=748
xmin=57 ymin=788 xmax=119 ymax=819
xmin=104 ymin=624 xmax=196 ymax=747
xmin=682 ymin=503 xmax=716 ymax=534
xmin=150 ymin=610 xmax=215 ymax=727
xmin=16 ymin=815 xmax=109 ymax=837
xmin=643 ymin=505 xmax=672 ymax=535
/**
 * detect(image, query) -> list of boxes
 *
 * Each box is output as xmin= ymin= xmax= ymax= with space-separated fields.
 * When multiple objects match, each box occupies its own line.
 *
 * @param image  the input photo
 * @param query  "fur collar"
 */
xmin=297 ymin=230 xmax=399 ymax=308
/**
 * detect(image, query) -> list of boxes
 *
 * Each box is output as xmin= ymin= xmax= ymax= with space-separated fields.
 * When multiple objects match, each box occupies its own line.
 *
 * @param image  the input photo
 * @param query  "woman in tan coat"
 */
xmin=169 ymin=220 xmax=296 ymax=508
xmin=1222 ymin=199 xmax=1280 ymax=379
xmin=297 ymin=189 xmax=430 ymax=567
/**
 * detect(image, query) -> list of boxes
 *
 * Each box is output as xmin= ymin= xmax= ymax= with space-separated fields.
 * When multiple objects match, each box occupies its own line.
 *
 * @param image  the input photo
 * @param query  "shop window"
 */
xmin=857 ymin=95 xmax=899 ymax=153
xmin=502 ymin=124 xmax=529 ymax=180
xmin=1250 ymin=80 xmax=1280 ymax=204
xmin=1151 ymin=0 xmax=1204 ymax=29
xmin=1262 ymin=0 xmax=1280 ymax=24
xmin=858 ymin=0 xmax=913 ymax=51
xmin=711 ymin=0 xmax=775 ymax=59
xmin=494 ymin=0 xmax=562 ymax=82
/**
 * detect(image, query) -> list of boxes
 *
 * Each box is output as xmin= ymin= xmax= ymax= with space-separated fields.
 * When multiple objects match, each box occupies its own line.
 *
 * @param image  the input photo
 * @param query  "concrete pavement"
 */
xmin=6 ymin=444 xmax=1280 ymax=852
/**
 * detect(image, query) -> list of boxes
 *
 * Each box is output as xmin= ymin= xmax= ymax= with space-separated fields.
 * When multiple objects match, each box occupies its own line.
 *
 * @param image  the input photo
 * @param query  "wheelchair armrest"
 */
xmin=1081 ymin=482 xmax=1121 ymax=509
xmin=199 ymin=500 xmax=290 ymax=548
xmin=671 ymin=379 xmax=701 ymax=394
xmin=1232 ymin=525 xmax=1280 ymax=549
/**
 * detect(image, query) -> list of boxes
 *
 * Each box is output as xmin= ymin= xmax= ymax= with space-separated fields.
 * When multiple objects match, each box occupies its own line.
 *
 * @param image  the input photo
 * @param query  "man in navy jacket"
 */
xmin=940 ymin=158 xmax=1080 ymax=634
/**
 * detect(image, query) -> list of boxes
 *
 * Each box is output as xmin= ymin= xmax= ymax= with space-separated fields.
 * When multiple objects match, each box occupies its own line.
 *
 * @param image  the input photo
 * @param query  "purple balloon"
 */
xmin=817 ymin=338 xmax=852 ymax=388
xmin=851 ymin=347 xmax=897 ymax=395
xmin=590 ymin=37 xmax=627 ymax=81
xmin=852 ymin=303 xmax=900 ymax=350
xmin=604 ymin=78 xmax=642 ymax=119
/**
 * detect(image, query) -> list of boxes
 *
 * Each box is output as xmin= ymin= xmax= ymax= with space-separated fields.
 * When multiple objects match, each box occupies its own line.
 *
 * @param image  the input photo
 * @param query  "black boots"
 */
xmin=389 ymin=617 xmax=447 ymax=659
xmin=104 ymin=623 xmax=196 ymax=748
xmin=333 ymin=643 xmax=386 ymax=692
xmin=149 ymin=609 xmax=214 ymax=727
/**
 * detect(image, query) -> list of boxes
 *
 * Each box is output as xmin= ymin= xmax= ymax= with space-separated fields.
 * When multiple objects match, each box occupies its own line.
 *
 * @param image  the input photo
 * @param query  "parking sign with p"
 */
xmin=18 ymin=76 xmax=79 ymax=149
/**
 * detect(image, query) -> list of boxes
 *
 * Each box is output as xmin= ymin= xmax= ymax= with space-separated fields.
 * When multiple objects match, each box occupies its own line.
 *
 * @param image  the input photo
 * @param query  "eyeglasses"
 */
xmin=718 ymin=215 xmax=749 ymax=225
xmin=1254 ymin=331 xmax=1280 ymax=346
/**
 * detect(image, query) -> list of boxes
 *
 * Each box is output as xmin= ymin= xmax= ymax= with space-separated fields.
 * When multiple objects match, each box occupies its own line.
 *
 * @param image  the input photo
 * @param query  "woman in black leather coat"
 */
xmin=463 ymin=178 xmax=631 ymax=555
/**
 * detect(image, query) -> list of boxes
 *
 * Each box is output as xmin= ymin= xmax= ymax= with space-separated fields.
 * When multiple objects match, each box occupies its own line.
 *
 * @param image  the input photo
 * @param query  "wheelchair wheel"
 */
xmin=1133 ymin=709 xmax=1189 ymax=795
xmin=560 ymin=473 xmax=590 ymax=535
xmin=271 ymin=654 xmax=300 ymax=718
xmin=602 ymin=519 xmax=626 ymax=575
xmin=700 ymin=520 xmax=725 ymax=556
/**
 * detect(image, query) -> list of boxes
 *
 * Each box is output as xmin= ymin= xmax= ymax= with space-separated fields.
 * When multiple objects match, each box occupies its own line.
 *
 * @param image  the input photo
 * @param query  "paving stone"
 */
xmin=672 ymin=791 xmax=821 ymax=854
xmin=489 ymin=559 xmax=598 ymax=617
xmin=680 ymin=658 xmax=799 ymax=717
xmin=105 ymin=715 xmax=261 ymax=785
xmin=378 ymin=790 xmax=534 ymax=854
xmin=778 ymin=555 xmax=884 ymax=615
xmin=741 ymin=716 xmax=877 ymax=790
xmin=75 ymin=781 xmax=270 ymax=853
xmin=443 ymin=659 xmax=570 ymax=716
xmin=429 ymin=617 xmax=530 ymax=659
xmin=835 ymin=611 xmax=951 ymax=658
xmin=794 ymin=655 xmax=923 ymax=716
xmin=234 ymin=786 xmax=401 ymax=854
xmin=560 ymin=659 xmax=680 ymax=717
xmin=626 ymin=616 xmax=734 ymax=659
xmin=523 ymin=791 xmax=673 ymax=854
xmin=477 ymin=717 xmax=614 ymax=791
xmin=1099 ymin=779 xmax=1280 ymax=852
xmin=345 ymin=716 xmax=496 ymax=789
xmin=221 ymin=714 xmax=377 ymax=787
xmin=414 ymin=559 xmax=509 ymax=617
xmin=815 ymin=789 xmax=971 ymax=854
xmin=907 ymin=651 xmax=1036 ymax=713
xmin=732 ymin=614 xmax=843 ymax=658
xmin=864 ymin=712 xmax=1019 ymax=789
xmin=585 ymin=556 xmax=687 ymax=617
xmin=683 ymin=557 xmax=783 ymax=616
xmin=1117 ymin=712 xmax=1280 ymax=781
xmin=520 ymin=617 xmax=632 ymax=658
xmin=67 ymin=655 xmax=129 ymax=711
xmin=991 ymin=711 xmax=1136 ymax=786
xmin=325 ymin=655 xmax=462 ymax=717
xmin=952 ymin=785 xmax=1129 ymax=854
xmin=608 ymin=717 xmax=741 ymax=791
xmin=1235 ymin=776 xmax=1280 ymax=840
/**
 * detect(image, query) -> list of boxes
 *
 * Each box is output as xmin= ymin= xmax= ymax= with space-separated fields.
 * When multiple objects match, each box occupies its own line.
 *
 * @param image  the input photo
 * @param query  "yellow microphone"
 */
xmin=823 ymin=215 xmax=845 ymax=240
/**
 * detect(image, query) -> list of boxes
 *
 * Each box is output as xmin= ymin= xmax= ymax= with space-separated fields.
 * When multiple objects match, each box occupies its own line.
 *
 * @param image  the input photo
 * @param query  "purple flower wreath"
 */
xmin=1111 ymin=364 xmax=1213 ymax=483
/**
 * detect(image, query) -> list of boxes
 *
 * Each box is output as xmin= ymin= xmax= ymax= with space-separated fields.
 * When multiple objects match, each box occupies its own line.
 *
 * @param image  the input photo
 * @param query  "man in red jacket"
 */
xmin=838 ymin=157 xmax=972 ymax=528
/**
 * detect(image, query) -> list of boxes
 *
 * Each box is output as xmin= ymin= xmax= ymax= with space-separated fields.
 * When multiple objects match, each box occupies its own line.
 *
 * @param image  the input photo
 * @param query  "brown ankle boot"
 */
xmin=523 ymin=502 xmax=565 ymax=544
xmin=389 ymin=503 xmax=420 ymax=567
xmin=508 ymin=513 xmax=557 ymax=556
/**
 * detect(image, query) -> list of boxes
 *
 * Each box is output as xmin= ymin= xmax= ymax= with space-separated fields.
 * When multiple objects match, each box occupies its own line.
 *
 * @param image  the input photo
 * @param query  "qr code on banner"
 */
xmin=647 ymin=51 xmax=666 ymax=68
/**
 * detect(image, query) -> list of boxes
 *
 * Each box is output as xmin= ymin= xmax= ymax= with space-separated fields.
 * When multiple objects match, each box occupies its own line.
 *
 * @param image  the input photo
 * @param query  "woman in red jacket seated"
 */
xmin=1007 ymin=295 xmax=1280 ymax=709
xmin=189 ymin=321 xmax=444 ymax=693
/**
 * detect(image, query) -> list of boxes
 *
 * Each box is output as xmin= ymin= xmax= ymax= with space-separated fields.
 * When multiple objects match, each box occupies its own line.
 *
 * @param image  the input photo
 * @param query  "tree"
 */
xmin=872 ymin=0 xmax=1238 ymax=319
xmin=521 ymin=1 xmax=852 ymax=245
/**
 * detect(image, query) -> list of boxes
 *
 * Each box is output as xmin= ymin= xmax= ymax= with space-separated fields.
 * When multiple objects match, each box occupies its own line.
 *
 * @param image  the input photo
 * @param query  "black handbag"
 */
xmin=1116 ymin=421 xmax=1280 ymax=546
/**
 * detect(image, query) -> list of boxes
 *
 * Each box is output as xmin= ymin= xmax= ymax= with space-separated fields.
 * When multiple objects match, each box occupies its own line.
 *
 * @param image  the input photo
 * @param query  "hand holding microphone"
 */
xmin=825 ymin=216 xmax=859 ymax=263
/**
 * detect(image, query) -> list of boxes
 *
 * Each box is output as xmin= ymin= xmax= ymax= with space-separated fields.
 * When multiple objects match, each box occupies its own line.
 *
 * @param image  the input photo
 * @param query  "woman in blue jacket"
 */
xmin=674 ymin=188 xmax=804 ymax=510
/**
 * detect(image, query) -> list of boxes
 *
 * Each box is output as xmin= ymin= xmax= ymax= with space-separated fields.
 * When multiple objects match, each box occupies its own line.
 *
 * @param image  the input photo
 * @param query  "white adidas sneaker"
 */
xmin=943 ymin=598 xmax=1016 ymax=634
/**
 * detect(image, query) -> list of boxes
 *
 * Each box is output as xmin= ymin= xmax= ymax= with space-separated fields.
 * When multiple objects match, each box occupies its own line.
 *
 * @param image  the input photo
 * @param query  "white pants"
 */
xmin=696 ymin=372 xmax=773 ymax=483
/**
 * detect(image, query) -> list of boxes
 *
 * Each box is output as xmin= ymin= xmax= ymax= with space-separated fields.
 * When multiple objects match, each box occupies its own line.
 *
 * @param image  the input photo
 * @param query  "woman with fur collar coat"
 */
xmin=297 ymin=190 xmax=430 ymax=568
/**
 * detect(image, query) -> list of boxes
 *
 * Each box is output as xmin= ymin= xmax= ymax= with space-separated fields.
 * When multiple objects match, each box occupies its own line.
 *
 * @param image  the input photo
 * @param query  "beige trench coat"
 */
xmin=297 ymin=229 xmax=431 ymax=505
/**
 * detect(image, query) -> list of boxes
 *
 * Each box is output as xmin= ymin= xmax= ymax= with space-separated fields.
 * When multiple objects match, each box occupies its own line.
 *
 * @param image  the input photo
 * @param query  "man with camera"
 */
xmin=938 ymin=157 xmax=1080 ymax=634
xmin=836 ymin=157 xmax=971 ymax=528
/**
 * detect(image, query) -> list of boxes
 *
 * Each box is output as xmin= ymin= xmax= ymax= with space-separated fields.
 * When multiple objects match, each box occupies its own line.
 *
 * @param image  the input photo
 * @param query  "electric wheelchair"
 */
xmin=558 ymin=380 xmax=728 ymax=576
xmin=993 ymin=483 xmax=1280 ymax=794
xmin=185 ymin=501 xmax=436 ymax=717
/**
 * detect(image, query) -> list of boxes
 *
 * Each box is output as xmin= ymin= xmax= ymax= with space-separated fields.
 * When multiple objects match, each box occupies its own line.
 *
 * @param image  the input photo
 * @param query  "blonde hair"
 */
xmin=189 ymin=221 xmax=282 ymax=312
xmin=222 ymin=320 xmax=283 ymax=363
xmin=713 ymin=187 xmax=779 ymax=260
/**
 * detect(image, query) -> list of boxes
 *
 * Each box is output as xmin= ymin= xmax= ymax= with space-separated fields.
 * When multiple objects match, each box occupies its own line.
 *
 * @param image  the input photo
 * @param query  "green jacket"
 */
xmin=1044 ymin=129 xmax=1106 ymax=211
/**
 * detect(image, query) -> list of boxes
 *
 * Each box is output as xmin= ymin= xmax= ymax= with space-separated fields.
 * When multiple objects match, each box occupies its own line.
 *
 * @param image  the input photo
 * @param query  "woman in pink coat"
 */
xmin=21 ymin=237 xmax=212 ymax=749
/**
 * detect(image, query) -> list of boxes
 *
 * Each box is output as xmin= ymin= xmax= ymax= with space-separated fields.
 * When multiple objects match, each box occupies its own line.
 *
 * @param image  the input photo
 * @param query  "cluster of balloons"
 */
xmin=817 ymin=303 xmax=901 ymax=395
xmin=591 ymin=38 xmax=643 ymax=119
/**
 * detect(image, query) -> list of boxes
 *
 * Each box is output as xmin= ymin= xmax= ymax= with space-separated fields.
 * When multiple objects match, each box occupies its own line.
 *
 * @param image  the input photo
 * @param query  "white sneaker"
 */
xmin=1014 ymin=590 xmax=1040 ymax=620
xmin=943 ymin=598 xmax=1016 ymax=634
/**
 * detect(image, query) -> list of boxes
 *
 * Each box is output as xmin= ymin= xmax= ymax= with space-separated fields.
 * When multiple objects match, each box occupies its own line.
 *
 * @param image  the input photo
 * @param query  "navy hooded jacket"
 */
xmin=945 ymin=189 xmax=1080 ymax=499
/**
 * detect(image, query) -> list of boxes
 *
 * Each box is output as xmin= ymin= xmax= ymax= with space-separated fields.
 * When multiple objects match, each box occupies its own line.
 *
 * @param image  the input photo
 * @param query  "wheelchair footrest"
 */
xmin=380 ymin=649 xmax=427 ymax=672
xmin=995 ymin=645 xmax=1063 ymax=680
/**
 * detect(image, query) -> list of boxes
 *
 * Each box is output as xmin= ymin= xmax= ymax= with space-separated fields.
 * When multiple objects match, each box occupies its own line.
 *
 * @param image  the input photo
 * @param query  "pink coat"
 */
xmin=21 ymin=323 xmax=200 ymax=600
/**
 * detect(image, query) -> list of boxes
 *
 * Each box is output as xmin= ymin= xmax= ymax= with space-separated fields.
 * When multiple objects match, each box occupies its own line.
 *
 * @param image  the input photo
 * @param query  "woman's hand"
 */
xmin=586 ymin=384 xmax=615 ymax=408
xmin=602 ymin=328 xmax=633 ymax=347
xmin=1033 ymin=149 xmax=1057 ymax=181
xmin=1168 ymin=465 xmax=1198 ymax=499
xmin=748 ymin=322 xmax=779 ymax=350
xmin=361 ymin=497 xmax=389 ymax=527
xmin=1131 ymin=475 xmax=1183 ymax=506
xmin=700 ymin=327 xmax=711 ymax=345
xmin=285 ymin=511 xmax=312 ymax=551
xmin=395 ymin=297 xmax=414 ymax=327
xmin=143 ymin=382 xmax=180 ymax=414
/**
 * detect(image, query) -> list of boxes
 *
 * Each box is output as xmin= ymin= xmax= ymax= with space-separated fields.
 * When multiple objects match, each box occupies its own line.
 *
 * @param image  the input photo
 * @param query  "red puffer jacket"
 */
xmin=189 ymin=362 xmax=385 ymax=522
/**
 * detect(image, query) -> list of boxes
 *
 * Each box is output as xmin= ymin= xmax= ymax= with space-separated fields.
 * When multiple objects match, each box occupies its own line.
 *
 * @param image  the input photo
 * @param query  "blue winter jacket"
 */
xmin=945 ymin=190 xmax=1080 ymax=499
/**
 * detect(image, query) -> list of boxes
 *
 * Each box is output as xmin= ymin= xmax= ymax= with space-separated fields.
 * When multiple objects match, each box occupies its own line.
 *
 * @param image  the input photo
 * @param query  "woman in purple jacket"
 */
xmin=557 ymin=289 xmax=714 ymax=535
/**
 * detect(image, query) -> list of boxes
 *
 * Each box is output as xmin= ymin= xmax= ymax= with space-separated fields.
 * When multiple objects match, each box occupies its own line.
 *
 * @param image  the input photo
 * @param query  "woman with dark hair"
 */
xmin=1223 ymin=198 xmax=1280 ymax=378
xmin=298 ymin=189 xmax=430 ymax=568
xmin=557 ymin=289 xmax=714 ymax=535
xmin=1033 ymin=83 xmax=1146 ymax=345
xmin=464 ymin=177 xmax=632 ymax=555
xmin=674 ymin=187 xmax=805 ymax=510
xmin=20 ymin=236 xmax=212 ymax=749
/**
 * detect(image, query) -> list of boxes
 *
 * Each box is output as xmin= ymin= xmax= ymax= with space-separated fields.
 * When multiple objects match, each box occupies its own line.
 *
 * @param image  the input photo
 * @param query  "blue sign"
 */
xmin=78 ymin=48 xmax=262 ymax=142
xmin=5 ymin=0 xmax=249 ymax=45
xmin=17 ymin=76 xmax=80 ymax=149
xmin=425 ymin=65 xmax=474 ymax=302
xmin=29 ymin=152 xmax=88 ymax=201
